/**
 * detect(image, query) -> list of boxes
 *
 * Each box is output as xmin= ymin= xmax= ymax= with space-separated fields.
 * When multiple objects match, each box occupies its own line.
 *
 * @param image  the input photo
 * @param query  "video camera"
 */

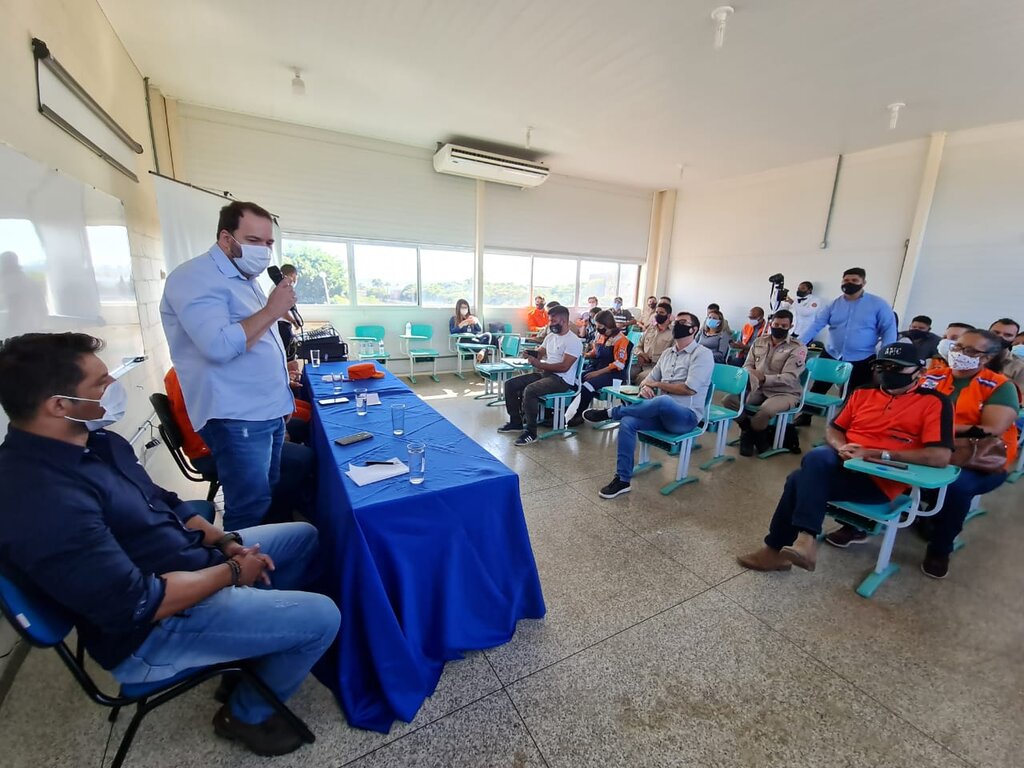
xmin=768 ymin=273 xmax=788 ymax=306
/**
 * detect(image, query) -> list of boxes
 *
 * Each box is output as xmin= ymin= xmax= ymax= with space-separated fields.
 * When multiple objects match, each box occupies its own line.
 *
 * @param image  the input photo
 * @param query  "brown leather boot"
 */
xmin=781 ymin=532 xmax=818 ymax=571
xmin=737 ymin=546 xmax=793 ymax=571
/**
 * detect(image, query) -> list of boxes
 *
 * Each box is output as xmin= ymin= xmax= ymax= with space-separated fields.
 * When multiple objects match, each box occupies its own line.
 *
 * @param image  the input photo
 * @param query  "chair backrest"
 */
xmin=501 ymin=334 xmax=521 ymax=356
xmin=410 ymin=323 xmax=432 ymax=340
xmin=0 ymin=570 xmax=74 ymax=648
xmin=149 ymin=392 xmax=184 ymax=453
xmin=626 ymin=328 xmax=643 ymax=346
xmin=806 ymin=357 xmax=854 ymax=387
xmin=503 ymin=322 xmax=514 ymax=333
xmin=712 ymin=363 xmax=749 ymax=397
xmin=354 ymin=325 xmax=385 ymax=341
xmin=571 ymin=351 xmax=586 ymax=385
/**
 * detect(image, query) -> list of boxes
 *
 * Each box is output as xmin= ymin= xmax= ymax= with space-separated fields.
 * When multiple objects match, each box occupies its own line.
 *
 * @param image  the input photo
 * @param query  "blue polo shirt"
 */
xmin=797 ymin=291 xmax=897 ymax=362
xmin=0 ymin=427 xmax=224 ymax=669
xmin=160 ymin=245 xmax=293 ymax=431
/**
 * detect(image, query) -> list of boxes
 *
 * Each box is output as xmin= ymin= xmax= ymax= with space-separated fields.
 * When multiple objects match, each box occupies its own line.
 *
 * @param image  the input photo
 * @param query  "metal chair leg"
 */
xmin=110 ymin=702 xmax=149 ymax=768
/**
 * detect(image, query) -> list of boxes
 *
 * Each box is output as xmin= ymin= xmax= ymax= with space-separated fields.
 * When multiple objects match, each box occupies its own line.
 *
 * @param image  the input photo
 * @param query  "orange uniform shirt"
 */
xmin=527 ymin=307 xmax=549 ymax=333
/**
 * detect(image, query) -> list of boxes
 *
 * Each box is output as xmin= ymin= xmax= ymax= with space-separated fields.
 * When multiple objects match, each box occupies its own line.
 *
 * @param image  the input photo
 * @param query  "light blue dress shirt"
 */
xmin=160 ymin=245 xmax=293 ymax=431
xmin=797 ymin=291 xmax=897 ymax=362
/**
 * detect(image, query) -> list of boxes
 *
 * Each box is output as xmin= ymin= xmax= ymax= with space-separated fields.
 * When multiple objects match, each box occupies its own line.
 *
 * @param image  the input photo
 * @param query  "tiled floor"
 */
xmin=2 ymin=374 xmax=1022 ymax=767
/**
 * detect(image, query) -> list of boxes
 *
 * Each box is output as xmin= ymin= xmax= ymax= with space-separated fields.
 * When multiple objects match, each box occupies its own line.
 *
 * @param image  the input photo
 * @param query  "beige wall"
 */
xmin=0 ymin=0 xmax=171 ymax=418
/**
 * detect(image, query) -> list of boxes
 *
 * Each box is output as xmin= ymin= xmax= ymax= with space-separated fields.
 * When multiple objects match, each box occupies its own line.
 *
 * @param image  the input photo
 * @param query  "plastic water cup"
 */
xmin=407 ymin=441 xmax=426 ymax=484
xmin=333 ymin=382 xmax=343 ymax=398
xmin=310 ymin=349 xmax=321 ymax=367
xmin=612 ymin=379 xmax=623 ymax=392
xmin=355 ymin=388 xmax=368 ymax=416
xmin=391 ymin=404 xmax=406 ymax=436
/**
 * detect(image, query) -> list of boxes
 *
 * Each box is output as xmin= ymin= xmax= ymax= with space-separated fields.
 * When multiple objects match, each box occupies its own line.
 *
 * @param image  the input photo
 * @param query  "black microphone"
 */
xmin=267 ymin=265 xmax=303 ymax=328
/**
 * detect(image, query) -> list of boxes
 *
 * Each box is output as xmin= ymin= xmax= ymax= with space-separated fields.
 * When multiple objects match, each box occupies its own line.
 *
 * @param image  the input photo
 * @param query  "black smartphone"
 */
xmin=335 ymin=432 xmax=373 ymax=446
xmin=525 ymin=349 xmax=539 ymax=358
xmin=318 ymin=397 xmax=350 ymax=405
xmin=863 ymin=457 xmax=909 ymax=470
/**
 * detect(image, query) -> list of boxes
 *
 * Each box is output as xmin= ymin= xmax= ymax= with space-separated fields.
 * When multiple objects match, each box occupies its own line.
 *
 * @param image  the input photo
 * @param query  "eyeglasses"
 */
xmin=872 ymin=361 xmax=916 ymax=373
xmin=949 ymin=343 xmax=989 ymax=358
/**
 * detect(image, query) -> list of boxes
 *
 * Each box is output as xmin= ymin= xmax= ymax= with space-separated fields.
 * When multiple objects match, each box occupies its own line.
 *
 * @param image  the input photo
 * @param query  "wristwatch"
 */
xmin=881 ymin=450 xmax=892 ymax=461
xmin=216 ymin=531 xmax=243 ymax=552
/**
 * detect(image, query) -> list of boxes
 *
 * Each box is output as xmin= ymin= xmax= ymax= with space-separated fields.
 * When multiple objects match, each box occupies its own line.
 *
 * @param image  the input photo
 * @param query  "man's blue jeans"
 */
xmin=765 ymin=446 xmax=888 ymax=550
xmin=111 ymin=522 xmax=340 ymax=725
xmin=610 ymin=396 xmax=698 ymax=481
xmin=199 ymin=418 xmax=285 ymax=530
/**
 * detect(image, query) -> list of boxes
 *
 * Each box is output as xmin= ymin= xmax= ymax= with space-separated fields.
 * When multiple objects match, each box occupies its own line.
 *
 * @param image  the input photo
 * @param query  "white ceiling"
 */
xmin=98 ymin=0 xmax=1024 ymax=189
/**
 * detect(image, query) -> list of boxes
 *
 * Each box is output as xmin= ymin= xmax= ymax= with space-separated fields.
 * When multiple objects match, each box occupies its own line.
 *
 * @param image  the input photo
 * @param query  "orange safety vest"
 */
xmin=922 ymin=365 xmax=1019 ymax=469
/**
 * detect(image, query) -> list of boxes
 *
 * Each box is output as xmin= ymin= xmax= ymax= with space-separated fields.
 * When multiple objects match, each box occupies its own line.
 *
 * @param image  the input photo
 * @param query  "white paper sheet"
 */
xmin=345 ymin=458 xmax=409 ymax=486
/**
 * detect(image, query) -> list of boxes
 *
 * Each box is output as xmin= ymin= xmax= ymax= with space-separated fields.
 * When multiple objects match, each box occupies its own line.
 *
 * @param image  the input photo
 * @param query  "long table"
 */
xmin=303 ymin=361 xmax=545 ymax=732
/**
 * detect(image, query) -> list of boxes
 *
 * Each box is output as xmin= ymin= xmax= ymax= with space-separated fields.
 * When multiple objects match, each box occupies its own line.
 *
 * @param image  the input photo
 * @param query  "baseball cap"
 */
xmin=347 ymin=362 xmax=386 ymax=380
xmin=875 ymin=341 xmax=923 ymax=368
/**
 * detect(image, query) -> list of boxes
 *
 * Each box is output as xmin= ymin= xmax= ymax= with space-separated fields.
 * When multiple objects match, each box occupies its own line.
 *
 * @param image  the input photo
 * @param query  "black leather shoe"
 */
xmin=213 ymin=671 xmax=241 ymax=703
xmin=212 ymin=705 xmax=304 ymax=756
xmin=738 ymin=430 xmax=754 ymax=457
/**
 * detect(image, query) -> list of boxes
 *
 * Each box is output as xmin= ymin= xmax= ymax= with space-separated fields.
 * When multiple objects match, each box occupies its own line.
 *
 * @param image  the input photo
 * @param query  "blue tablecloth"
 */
xmin=303 ymin=362 xmax=545 ymax=732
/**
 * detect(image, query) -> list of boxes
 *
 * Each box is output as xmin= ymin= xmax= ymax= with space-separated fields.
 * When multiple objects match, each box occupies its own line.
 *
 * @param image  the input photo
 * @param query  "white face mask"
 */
xmin=460 ymin=308 xmax=468 ymax=316
xmin=54 ymin=380 xmax=128 ymax=431
xmin=947 ymin=350 xmax=981 ymax=372
xmin=230 ymin=236 xmax=272 ymax=277
xmin=1012 ymin=344 xmax=1024 ymax=359
xmin=936 ymin=338 xmax=954 ymax=360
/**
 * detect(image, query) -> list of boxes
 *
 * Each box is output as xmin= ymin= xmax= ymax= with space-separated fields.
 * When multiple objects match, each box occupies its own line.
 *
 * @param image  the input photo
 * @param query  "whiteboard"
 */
xmin=0 ymin=141 xmax=144 ymax=367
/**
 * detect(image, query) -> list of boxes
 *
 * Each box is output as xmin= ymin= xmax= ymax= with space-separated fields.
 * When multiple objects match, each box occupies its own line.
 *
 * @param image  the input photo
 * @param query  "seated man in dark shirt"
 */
xmin=0 ymin=333 xmax=339 ymax=757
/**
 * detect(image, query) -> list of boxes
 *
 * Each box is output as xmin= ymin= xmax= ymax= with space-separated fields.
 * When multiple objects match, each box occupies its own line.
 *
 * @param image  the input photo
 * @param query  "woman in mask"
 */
xmin=830 ymin=329 xmax=1018 ymax=579
xmin=697 ymin=309 xmax=731 ymax=364
xmin=449 ymin=298 xmax=493 ymax=362
xmin=572 ymin=310 xmax=633 ymax=423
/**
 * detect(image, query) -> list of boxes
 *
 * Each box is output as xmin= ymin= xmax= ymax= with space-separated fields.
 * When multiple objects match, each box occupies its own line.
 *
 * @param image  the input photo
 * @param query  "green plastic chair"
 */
xmin=740 ymin=369 xmax=812 ymax=459
xmin=1005 ymin=406 xmax=1024 ymax=484
xmin=475 ymin=334 xmax=521 ymax=406
xmin=402 ymin=323 xmax=440 ymax=383
xmin=700 ymin=364 xmax=750 ymax=471
xmin=634 ymin=383 xmax=717 ymax=495
xmin=538 ymin=354 xmax=586 ymax=440
xmin=349 ymin=325 xmax=390 ymax=362
xmin=803 ymin=357 xmax=854 ymax=423
xmin=826 ymin=459 xmax=960 ymax=598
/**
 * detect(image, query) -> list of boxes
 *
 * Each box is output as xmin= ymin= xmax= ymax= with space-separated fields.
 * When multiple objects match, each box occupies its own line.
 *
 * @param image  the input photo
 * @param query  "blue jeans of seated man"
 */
xmin=765 ymin=446 xmax=888 ymax=550
xmin=611 ymin=396 xmax=698 ymax=482
xmin=111 ymin=522 xmax=340 ymax=725
xmin=199 ymin=418 xmax=285 ymax=530
xmin=928 ymin=468 xmax=1007 ymax=556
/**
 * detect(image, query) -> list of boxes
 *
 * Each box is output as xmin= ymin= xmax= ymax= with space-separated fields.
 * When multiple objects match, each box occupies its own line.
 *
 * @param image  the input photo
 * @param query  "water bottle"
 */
xmin=378 ymin=339 xmax=385 ymax=356
xmin=405 ymin=322 xmax=412 ymax=337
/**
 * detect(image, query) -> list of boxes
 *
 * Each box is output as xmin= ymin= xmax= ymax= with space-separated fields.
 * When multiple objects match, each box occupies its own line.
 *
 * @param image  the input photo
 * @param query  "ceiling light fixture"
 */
xmin=711 ymin=6 xmax=734 ymax=50
xmin=291 ymin=69 xmax=306 ymax=97
xmin=887 ymin=102 xmax=905 ymax=130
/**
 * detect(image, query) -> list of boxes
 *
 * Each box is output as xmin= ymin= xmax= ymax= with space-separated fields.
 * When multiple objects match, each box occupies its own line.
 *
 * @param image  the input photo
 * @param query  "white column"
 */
xmin=474 ymin=180 xmax=485 ymax=317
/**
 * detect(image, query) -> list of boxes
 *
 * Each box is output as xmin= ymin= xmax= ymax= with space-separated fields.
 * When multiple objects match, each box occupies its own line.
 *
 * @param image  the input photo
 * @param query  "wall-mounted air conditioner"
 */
xmin=433 ymin=143 xmax=549 ymax=188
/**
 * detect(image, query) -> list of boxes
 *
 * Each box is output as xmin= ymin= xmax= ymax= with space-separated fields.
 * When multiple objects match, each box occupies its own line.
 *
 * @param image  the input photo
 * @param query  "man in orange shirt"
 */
xmin=737 ymin=342 xmax=954 ymax=572
xmin=526 ymin=296 xmax=548 ymax=333
xmin=727 ymin=306 xmax=767 ymax=365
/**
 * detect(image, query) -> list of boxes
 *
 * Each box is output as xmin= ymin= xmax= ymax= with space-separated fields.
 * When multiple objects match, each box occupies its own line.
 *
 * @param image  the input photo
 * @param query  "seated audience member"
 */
xmin=899 ymin=315 xmax=941 ymax=362
xmin=165 ymin=368 xmax=314 ymax=524
xmin=706 ymin=303 xmax=732 ymax=337
xmin=0 ymin=333 xmax=340 ymax=757
xmin=577 ymin=296 xmax=599 ymax=328
xmin=781 ymin=281 xmax=821 ymax=339
xmin=737 ymin=341 xmax=953 ymax=573
xmin=499 ymin=305 xmax=582 ymax=445
xmin=728 ymin=306 xmax=766 ymax=365
xmin=611 ymin=297 xmax=636 ymax=330
xmin=989 ymin=318 xmax=1024 ymax=396
xmin=933 ymin=322 xmax=974 ymax=366
xmin=639 ymin=296 xmax=659 ymax=327
xmin=573 ymin=310 xmax=633 ymax=422
xmin=631 ymin=301 xmax=674 ymax=383
xmin=724 ymin=309 xmax=807 ymax=456
xmin=449 ymin=298 xmax=494 ymax=363
xmin=526 ymin=295 xmax=548 ymax=334
xmin=584 ymin=312 xmax=714 ymax=499
xmin=581 ymin=306 xmax=602 ymax=347
xmin=828 ymin=330 xmax=1018 ymax=577
xmin=697 ymin=309 xmax=731 ymax=364
xmin=531 ymin=301 xmax=562 ymax=344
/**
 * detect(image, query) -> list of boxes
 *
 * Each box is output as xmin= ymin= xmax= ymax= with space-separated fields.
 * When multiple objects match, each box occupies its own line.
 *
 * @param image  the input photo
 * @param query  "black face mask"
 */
xmin=1000 ymin=338 xmax=1013 ymax=351
xmin=904 ymin=328 xmax=928 ymax=341
xmin=841 ymin=283 xmax=862 ymax=295
xmin=877 ymin=370 xmax=917 ymax=391
xmin=595 ymin=327 xmax=607 ymax=336
xmin=770 ymin=327 xmax=789 ymax=340
xmin=796 ymin=289 xmax=809 ymax=298
xmin=654 ymin=313 xmax=668 ymax=325
xmin=673 ymin=322 xmax=696 ymax=339
xmin=549 ymin=323 xmax=563 ymax=334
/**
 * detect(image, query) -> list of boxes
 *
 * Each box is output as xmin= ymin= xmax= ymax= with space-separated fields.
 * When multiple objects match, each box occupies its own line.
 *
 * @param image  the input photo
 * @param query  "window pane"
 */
xmin=281 ymin=238 xmax=350 ymax=305
xmin=483 ymin=252 xmax=531 ymax=307
xmin=532 ymin=257 xmax=577 ymax=306
xmin=618 ymin=264 xmax=640 ymax=306
xmin=578 ymin=260 xmax=618 ymax=306
xmin=353 ymin=244 xmax=417 ymax=305
xmin=420 ymin=248 xmax=474 ymax=308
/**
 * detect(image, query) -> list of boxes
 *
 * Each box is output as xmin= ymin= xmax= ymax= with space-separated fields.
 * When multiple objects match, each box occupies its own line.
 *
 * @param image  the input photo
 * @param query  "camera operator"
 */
xmin=780 ymin=280 xmax=821 ymax=339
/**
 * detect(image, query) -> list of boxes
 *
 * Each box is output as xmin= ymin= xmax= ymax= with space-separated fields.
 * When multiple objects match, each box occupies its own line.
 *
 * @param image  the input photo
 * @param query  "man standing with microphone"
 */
xmin=161 ymin=201 xmax=296 ymax=529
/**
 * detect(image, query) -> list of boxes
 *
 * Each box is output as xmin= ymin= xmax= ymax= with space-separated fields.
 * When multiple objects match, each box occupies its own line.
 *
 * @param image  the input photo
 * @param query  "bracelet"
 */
xmin=216 ymin=531 xmax=243 ymax=552
xmin=226 ymin=559 xmax=241 ymax=587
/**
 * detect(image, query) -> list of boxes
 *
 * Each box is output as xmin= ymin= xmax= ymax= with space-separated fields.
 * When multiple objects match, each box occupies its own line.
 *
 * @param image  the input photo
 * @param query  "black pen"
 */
xmin=363 ymin=460 xmax=397 ymax=466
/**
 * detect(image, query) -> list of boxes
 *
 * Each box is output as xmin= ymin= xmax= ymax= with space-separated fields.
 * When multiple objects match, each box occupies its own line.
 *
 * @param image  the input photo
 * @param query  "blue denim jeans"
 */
xmin=929 ymin=468 xmax=1007 ymax=556
xmin=765 ymin=446 xmax=888 ymax=549
xmin=611 ymin=396 xmax=699 ymax=481
xmin=199 ymin=418 xmax=285 ymax=530
xmin=111 ymin=522 xmax=340 ymax=725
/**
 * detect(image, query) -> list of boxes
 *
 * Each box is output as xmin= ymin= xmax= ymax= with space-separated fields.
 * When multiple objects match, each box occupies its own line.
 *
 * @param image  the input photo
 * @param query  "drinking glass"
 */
xmin=355 ymin=388 xmax=368 ymax=416
xmin=309 ymin=348 xmax=321 ymax=367
xmin=391 ymin=404 xmax=406 ymax=436
xmin=407 ymin=441 xmax=426 ymax=484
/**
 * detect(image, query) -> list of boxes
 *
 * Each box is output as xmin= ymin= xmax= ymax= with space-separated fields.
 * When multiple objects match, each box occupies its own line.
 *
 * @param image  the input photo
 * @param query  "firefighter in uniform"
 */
xmin=723 ymin=308 xmax=807 ymax=456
